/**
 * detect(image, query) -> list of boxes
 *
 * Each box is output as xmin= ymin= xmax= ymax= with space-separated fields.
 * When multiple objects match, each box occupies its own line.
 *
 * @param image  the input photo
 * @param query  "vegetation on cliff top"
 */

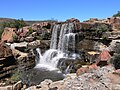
xmin=113 ymin=11 xmax=120 ymax=17
xmin=0 ymin=19 xmax=27 ymax=39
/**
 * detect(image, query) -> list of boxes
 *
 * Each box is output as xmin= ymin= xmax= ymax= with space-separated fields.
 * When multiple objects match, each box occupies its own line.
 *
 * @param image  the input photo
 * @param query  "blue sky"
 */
xmin=0 ymin=0 xmax=120 ymax=21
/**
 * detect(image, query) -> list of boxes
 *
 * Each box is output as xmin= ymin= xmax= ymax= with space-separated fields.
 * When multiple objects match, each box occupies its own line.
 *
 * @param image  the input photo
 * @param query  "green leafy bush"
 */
xmin=2 ymin=19 xmax=27 ymax=30
xmin=111 ymin=54 xmax=120 ymax=69
xmin=28 ymin=27 xmax=33 ymax=35
xmin=91 ymin=23 xmax=112 ymax=37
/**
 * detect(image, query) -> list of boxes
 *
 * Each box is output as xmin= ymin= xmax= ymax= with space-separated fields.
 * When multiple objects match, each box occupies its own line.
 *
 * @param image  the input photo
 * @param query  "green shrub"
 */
xmin=13 ymin=35 xmax=18 ymax=42
xmin=28 ymin=27 xmax=33 ymax=35
xmin=111 ymin=54 xmax=120 ymax=69
xmin=110 ymin=43 xmax=120 ymax=69
xmin=0 ymin=27 xmax=4 ymax=39
xmin=113 ymin=11 xmax=120 ymax=17
xmin=10 ymin=70 xmax=21 ymax=83
xmin=2 ymin=19 xmax=27 ymax=30
xmin=91 ymin=23 xmax=112 ymax=37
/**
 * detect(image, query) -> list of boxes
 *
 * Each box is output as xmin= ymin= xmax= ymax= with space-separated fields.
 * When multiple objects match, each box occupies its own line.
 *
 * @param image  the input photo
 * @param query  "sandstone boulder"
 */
xmin=1 ymin=27 xmax=17 ymax=43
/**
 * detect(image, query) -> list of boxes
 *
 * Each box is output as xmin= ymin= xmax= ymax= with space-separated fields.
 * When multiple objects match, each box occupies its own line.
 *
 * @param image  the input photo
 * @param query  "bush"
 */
xmin=2 ymin=19 xmax=27 ymax=30
xmin=111 ymin=54 xmax=120 ymax=69
xmin=0 ymin=27 xmax=4 ymax=39
xmin=113 ymin=11 xmax=120 ymax=17
xmin=91 ymin=23 xmax=112 ymax=37
xmin=28 ymin=27 xmax=33 ymax=35
xmin=10 ymin=70 xmax=21 ymax=83
xmin=110 ymin=43 xmax=120 ymax=69
xmin=13 ymin=35 xmax=18 ymax=42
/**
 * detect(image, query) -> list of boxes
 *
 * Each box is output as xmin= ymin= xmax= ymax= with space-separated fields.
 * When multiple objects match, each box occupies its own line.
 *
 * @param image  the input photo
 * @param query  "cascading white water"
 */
xmin=63 ymin=33 xmax=76 ymax=53
xmin=50 ymin=24 xmax=60 ymax=49
xmin=35 ymin=23 xmax=78 ymax=70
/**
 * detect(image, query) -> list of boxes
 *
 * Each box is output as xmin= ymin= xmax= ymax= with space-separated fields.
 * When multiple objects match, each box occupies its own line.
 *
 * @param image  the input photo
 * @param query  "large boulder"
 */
xmin=1 ymin=27 xmax=17 ymax=43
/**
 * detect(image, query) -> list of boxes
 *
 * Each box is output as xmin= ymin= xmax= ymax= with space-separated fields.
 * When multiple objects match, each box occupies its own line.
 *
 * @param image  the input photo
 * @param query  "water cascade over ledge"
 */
xmin=35 ymin=23 xmax=80 ymax=72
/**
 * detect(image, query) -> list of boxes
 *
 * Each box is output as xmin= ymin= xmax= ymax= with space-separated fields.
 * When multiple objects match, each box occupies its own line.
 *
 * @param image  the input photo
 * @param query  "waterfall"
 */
xmin=50 ymin=24 xmax=60 ymax=49
xmin=35 ymin=23 xmax=78 ymax=70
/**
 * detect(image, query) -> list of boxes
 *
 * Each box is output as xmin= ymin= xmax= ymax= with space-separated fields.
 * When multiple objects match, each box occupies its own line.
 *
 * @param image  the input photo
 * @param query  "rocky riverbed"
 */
xmin=27 ymin=65 xmax=120 ymax=90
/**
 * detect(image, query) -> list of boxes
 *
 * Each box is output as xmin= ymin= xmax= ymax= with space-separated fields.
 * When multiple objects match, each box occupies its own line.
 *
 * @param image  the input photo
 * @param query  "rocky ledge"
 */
xmin=27 ymin=65 xmax=120 ymax=90
xmin=0 ymin=43 xmax=16 ymax=79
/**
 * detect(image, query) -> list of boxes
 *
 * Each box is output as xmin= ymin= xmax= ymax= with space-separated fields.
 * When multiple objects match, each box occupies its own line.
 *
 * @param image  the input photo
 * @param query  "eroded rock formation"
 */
xmin=0 ymin=43 xmax=16 ymax=79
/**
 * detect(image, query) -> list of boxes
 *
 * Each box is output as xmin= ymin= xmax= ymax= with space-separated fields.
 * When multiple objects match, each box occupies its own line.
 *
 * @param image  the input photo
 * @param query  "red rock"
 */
xmin=76 ymin=67 xmax=89 ymax=76
xmin=96 ymin=49 xmax=111 ymax=66
xmin=89 ymin=63 xmax=98 ymax=70
xmin=17 ymin=26 xmax=30 ymax=37
xmin=66 ymin=18 xmax=80 ymax=23
xmin=32 ymin=22 xmax=51 ymax=30
xmin=1 ymin=27 xmax=17 ymax=42
xmin=97 ymin=49 xmax=111 ymax=62
xmin=107 ymin=17 xmax=120 ymax=30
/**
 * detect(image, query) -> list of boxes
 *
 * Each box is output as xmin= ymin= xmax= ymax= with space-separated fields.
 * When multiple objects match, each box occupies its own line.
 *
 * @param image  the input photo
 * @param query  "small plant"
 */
xmin=28 ymin=27 xmax=33 ymax=35
xmin=10 ymin=70 xmax=21 ymax=83
xmin=111 ymin=54 xmax=120 ymax=69
xmin=13 ymin=35 xmax=17 ymax=42
xmin=113 ymin=11 xmax=120 ymax=17
xmin=110 ymin=43 xmax=120 ymax=69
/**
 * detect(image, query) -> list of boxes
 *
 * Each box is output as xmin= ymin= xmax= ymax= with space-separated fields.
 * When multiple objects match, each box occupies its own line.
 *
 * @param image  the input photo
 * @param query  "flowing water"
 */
xmin=35 ymin=23 xmax=78 ymax=71
xmin=24 ymin=23 xmax=79 ymax=85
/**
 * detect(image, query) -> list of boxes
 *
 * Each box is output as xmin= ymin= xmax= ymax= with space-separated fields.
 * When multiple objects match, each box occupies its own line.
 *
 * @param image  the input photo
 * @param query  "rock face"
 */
xmin=32 ymin=22 xmax=52 ymax=31
xmin=107 ymin=17 xmax=120 ymax=30
xmin=0 ymin=43 xmax=16 ymax=79
xmin=12 ymin=49 xmax=35 ymax=70
xmin=1 ymin=27 xmax=17 ymax=43
xmin=17 ymin=26 xmax=30 ymax=37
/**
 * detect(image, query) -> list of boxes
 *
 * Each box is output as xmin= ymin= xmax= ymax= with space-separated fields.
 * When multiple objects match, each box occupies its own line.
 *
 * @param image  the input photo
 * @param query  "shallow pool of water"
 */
xmin=21 ymin=68 xmax=65 ymax=85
